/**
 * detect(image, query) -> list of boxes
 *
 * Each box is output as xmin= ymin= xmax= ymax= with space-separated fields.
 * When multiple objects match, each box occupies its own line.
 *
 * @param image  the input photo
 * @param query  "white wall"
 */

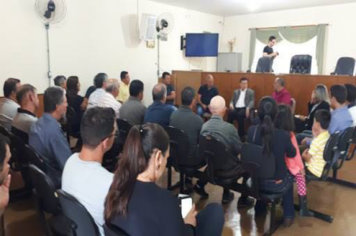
xmin=221 ymin=2 xmax=356 ymax=74
xmin=0 ymin=0 xmax=224 ymax=104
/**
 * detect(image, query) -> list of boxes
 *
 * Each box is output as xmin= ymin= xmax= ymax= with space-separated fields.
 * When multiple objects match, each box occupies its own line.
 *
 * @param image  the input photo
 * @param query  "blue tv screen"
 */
xmin=185 ymin=33 xmax=219 ymax=57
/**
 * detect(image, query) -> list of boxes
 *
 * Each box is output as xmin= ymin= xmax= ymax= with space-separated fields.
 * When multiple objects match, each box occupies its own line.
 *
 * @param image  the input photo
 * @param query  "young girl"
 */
xmin=274 ymin=104 xmax=313 ymax=217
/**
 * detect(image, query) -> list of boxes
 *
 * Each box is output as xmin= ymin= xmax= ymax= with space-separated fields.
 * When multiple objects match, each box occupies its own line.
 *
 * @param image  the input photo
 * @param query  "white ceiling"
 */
xmin=148 ymin=0 xmax=356 ymax=16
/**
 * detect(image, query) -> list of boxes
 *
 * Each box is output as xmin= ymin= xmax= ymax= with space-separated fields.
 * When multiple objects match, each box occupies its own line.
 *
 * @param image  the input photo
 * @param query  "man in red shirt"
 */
xmin=272 ymin=78 xmax=292 ymax=105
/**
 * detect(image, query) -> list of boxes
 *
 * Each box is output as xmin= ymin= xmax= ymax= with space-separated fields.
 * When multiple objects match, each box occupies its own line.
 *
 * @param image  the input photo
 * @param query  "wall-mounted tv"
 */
xmin=185 ymin=33 xmax=219 ymax=57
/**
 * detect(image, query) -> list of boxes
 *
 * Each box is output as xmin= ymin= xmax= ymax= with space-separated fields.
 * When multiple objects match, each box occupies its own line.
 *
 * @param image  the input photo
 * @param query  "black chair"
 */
xmin=57 ymin=190 xmax=100 ymax=236
xmin=104 ymin=224 xmax=130 ymax=236
xmin=290 ymin=55 xmax=312 ymax=74
xmin=256 ymin=57 xmax=273 ymax=73
xmin=0 ymin=126 xmax=10 ymax=137
xmin=198 ymin=135 xmax=245 ymax=193
xmin=346 ymin=126 xmax=356 ymax=161
xmin=116 ymin=119 xmax=133 ymax=145
xmin=25 ymin=144 xmax=46 ymax=172
xmin=29 ymin=164 xmax=73 ymax=236
xmin=331 ymin=57 xmax=355 ymax=76
xmin=66 ymin=106 xmax=82 ymax=150
xmin=165 ymin=127 xmax=203 ymax=193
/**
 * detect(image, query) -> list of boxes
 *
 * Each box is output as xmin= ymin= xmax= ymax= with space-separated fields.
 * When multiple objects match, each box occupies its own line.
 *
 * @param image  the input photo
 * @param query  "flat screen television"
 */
xmin=185 ymin=33 xmax=219 ymax=57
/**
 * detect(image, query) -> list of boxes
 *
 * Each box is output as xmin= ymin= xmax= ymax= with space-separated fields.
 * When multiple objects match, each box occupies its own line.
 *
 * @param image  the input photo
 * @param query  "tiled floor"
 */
xmin=4 ymin=157 xmax=356 ymax=236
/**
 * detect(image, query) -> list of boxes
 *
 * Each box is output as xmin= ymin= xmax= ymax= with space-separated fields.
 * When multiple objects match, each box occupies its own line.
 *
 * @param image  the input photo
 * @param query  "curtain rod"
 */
xmin=249 ymin=24 xmax=329 ymax=31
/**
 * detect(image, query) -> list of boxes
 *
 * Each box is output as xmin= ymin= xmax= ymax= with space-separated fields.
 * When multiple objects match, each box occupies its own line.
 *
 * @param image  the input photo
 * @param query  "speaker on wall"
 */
xmin=140 ymin=14 xmax=157 ymax=41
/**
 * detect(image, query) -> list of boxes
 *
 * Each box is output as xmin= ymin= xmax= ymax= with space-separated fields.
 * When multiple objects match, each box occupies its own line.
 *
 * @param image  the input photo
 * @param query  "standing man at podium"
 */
xmin=263 ymin=36 xmax=279 ymax=59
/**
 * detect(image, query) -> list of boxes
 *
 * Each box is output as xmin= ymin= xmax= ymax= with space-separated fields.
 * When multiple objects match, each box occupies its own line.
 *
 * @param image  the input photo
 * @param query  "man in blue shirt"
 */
xmin=162 ymin=72 xmax=176 ymax=106
xmin=328 ymin=85 xmax=353 ymax=134
xmin=29 ymin=86 xmax=71 ymax=188
xmin=197 ymin=74 xmax=219 ymax=116
xmin=144 ymin=83 xmax=175 ymax=127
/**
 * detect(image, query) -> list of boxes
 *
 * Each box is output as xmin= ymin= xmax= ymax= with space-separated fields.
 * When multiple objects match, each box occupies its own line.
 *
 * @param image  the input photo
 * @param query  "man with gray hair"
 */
xmin=272 ymin=77 xmax=291 ymax=105
xmin=88 ymin=73 xmax=108 ymax=109
xmin=53 ymin=75 xmax=67 ymax=89
xmin=98 ymin=79 xmax=121 ymax=118
xmin=144 ymin=83 xmax=175 ymax=127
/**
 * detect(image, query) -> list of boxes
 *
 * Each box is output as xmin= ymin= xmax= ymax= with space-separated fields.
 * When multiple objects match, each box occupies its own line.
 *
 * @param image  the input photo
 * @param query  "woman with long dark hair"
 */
xmin=247 ymin=97 xmax=296 ymax=227
xmin=104 ymin=123 xmax=224 ymax=236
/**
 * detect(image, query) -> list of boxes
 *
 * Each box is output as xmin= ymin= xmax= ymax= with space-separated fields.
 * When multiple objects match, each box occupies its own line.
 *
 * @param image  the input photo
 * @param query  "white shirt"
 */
xmin=235 ymin=89 xmax=247 ymax=108
xmin=62 ymin=153 xmax=114 ymax=236
xmin=0 ymin=98 xmax=20 ymax=130
xmin=88 ymin=88 xmax=106 ymax=109
xmin=98 ymin=93 xmax=121 ymax=118
xmin=349 ymin=106 xmax=356 ymax=126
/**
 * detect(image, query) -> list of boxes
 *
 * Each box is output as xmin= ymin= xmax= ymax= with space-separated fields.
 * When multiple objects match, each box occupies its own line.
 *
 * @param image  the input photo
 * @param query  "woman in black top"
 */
xmin=104 ymin=123 xmax=224 ymax=236
xmin=247 ymin=97 xmax=296 ymax=226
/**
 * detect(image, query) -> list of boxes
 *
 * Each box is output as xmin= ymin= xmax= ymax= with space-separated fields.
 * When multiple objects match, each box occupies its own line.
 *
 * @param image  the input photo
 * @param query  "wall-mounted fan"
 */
xmin=35 ymin=0 xmax=67 ymax=86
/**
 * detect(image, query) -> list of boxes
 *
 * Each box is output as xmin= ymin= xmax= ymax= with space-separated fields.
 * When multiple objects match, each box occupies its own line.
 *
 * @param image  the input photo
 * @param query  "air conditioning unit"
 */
xmin=140 ymin=14 xmax=157 ymax=41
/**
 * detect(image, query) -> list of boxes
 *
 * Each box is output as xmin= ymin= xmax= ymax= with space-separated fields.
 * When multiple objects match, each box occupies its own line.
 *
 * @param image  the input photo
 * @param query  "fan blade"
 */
xmin=44 ymin=10 xmax=52 ymax=19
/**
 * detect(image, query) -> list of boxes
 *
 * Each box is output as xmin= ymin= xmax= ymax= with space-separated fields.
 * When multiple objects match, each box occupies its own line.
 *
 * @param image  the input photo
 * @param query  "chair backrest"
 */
xmin=334 ymin=57 xmax=355 ymax=76
xmin=165 ymin=126 xmax=190 ymax=169
xmin=66 ymin=106 xmax=79 ymax=139
xmin=28 ymin=164 xmax=61 ymax=214
xmin=198 ymin=135 xmax=232 ymax=183
xmin=104 ymin=224 xmax=130 ymax=236
xmin=240 ymin=143 xmax=261 ymax=198
xmin=290 ymin=55 xmax=312 ymax=74
xmin=256 ymin=57 xmax=272 ymax=73
xmin=25 ymin=144 xmax=46 ymax=172
xmin=320 ymin=132 xmax=341 ymax=180
xmin=116 ymin=119 xmax=133 ymax=145
xmin=334 ymin=127 xmax=354 ymax=169
xmin=0 ymin=126 xmax=10 ymax=137
xmin=57 ymin=190 xmax=100 ymax=236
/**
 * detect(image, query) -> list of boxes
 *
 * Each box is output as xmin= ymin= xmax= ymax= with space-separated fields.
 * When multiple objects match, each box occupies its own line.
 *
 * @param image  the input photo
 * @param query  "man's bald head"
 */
xmin=152 ymin=83 xmax=167 ymax=102
xmin=206 ymin=74 xmax=214 ymax=88
xmin=209 ymin=96 xmax=226 ymax=117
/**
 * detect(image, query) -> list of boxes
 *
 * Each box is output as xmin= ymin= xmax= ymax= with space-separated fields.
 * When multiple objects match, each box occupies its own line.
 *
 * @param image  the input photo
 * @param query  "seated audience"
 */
xmin=272 ymin=78 xmax=292 ymax=105
xmin=274 ymin=105 xmax=313 ymax=217
xmin=295 ymin=84 xmax=330 ymax=133
xmin=12 ymin=85 xmax=39 ymax=143
xmin=328 ymin=85 xmax=353 ymax=134
xmin=0 ymin=134 xmax=11 ymax=217
xmin=29 ymin=87 xmax=71 ymax=188
xmin=162 ymin=72 xmax=176 ymax=105
xmin=345 ymin=83 xmax=356 ymax=126
xmin=117 ymin=71 xmax=130 ymax=103
xmin=0 ymin=78 xmax=21 ymax=130
xmin=53 ymin=75 xmax=67 ymax=89
xmin=144 ymin=83 xmax=175 ymax=127
xmin=197 ymin=74 xmax=219 ymax=117
xmin=66 ymin=76 xmax=86 ymax=134
xmin=170 ymin=87 xmax=204 ymax=166
xmin=120 ymin=80 xmax=146 ymax=125
xmin=302 ymin=110 xmax=331 ymax=178
xmin=104 ymin=123 xmax=224 ymax=236
xmin=88 ymin=73 xmax=108 ymax=109
xmin=247 ymin=97 xmax=296 ymax=227
xmin=99 ymin=79 xmax=121 ymax=118
xmin=228 ymin=77 xmax=255 ymax=139
xmin=62 ymin=107 xmax=116 ymax=236
xmin=195 ymin=96 xmax=253 ymax=206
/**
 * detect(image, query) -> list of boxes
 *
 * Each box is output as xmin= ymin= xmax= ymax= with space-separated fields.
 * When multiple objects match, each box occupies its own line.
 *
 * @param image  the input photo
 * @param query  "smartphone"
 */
xmin=178 ymin=194 xmax=193 ymax=218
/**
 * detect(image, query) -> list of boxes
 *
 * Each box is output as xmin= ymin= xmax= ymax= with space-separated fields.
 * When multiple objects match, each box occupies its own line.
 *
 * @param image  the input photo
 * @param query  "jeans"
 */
xmin=196 ymin=203 xmax=224 ymax=236
xmin=228 ymin=108 xmax=246 ymax=138
xmin=296 ymin=130 xmax=313 ymax=145
xmin=197 ymin=104 xmax=210 ymax=117
xmin=259 ymin=173 xmax=295 ymax=219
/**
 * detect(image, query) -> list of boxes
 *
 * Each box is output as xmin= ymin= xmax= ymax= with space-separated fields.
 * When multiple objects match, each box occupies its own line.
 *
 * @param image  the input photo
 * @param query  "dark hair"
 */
xmin=345 ymin=84 xmax=356 ymax=103
xmin=258 ymin=97 xmax=277 ymax=155
xmin=105 ymin=123 xmax=169 ymax=221
xmin=330 ymin=84 xmax=347 ymax=104
xmin=181 ymin=87 xmax=195 ymax=106
xmin=240 ymin=77 xmax=248 ymax=83
xmin=269 ymin=36 xmax=276 ymax=42
xmin=162 ymin=72 xmax=171 ymax=80
xmin=120 ymin=71 xmax=128 ymax=80
xmin=274 ymin=105 xmax=295 ymax=132
xmin=152 ymin=84 xmax=166 ymax=101
xmin=81 ymin=107 xmax=116 ymax=149
xmin=44 ymin=86 xmax=65 ymax=113
xmin=16 ymin=84 xmax=36 ymax=105
xmin=129 ymin=80 xmax=144 ymax=97
xmin=314 ymin=109 xmax=331 ymax=130
xmin=3 ymin=78 xmax=21 ymax=98
xmin=53 ymin=76 xmax=66 ymax=87
xmin=94 ymin=73 xmax=108 ymax=88
xmin=0 ymin=134 xmax=10 ymax=171
xmin=66 ymin=76 xmax=80 ymax=98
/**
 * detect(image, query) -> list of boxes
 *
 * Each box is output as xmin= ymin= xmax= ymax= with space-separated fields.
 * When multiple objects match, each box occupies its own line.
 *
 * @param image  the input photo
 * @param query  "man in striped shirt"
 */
xmin=302 ymin=109 xmax=331 ymax=178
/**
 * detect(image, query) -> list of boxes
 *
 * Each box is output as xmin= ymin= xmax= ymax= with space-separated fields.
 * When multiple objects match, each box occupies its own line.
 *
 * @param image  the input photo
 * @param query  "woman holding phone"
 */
xmin=104 ymin=123 xmax=224 ymax=236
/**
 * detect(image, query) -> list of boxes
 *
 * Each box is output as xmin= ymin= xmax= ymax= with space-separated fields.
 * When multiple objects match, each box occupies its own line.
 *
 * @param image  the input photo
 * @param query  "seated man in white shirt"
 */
xmin=98 ymin=79 xmax=121 ymax=118
xmin=62 ymin=107 xmax=116 ymax=236
xmin=0 ymin=78 xmax=22 ymax=130
xmin=88 ymin=73 xmax=108 ymax=109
